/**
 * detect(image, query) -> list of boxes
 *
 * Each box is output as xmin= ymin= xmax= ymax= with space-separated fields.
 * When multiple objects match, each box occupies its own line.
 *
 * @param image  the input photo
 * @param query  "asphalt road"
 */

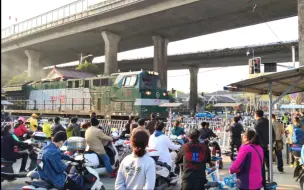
xmin=2 ymin=154 xmax=301 ymax=190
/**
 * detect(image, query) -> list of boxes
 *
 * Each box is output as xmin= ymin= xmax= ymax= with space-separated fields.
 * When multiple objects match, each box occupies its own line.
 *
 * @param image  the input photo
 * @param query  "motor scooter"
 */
xmin=22 ymin=154 xmax=105 ymax=190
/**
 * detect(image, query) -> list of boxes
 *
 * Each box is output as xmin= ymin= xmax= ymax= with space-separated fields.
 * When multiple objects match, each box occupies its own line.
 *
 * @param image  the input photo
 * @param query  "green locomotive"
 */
xmin=2 ymin=70 xmax=170 ymax=119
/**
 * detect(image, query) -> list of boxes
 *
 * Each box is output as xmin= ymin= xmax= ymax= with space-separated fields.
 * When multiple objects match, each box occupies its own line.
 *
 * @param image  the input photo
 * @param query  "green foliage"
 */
xmin=7 ymin=72 xmax=32 ymax=86
xmin=75 ymin=61 xmax=100 ymax=75
xmin=205 ymin=104 xmax=214 ymax=111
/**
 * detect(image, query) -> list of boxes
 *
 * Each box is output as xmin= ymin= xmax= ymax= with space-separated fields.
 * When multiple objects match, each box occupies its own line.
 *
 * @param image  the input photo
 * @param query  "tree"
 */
xmin=75 ymin=60 xmax=100 ymax=75
xmin=205 ymin=104 xmax=214 ymax=112
xmin=6 ymin=72 xmax=32 ymax=86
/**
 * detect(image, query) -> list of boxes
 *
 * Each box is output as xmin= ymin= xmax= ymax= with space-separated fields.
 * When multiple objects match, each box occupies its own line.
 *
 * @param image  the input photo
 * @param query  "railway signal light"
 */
xmin=253 ymin=57 xmax=261 ymax=73
xmin=248 ymin=57 xmax=261 ymax=74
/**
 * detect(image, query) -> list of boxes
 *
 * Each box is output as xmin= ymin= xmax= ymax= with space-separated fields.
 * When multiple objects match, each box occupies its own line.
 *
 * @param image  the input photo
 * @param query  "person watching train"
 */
xmin=26 ymin=113 xmax=39 ymax=132
xmin=149 ymin=121 xmax=180 ymax=178
xmin=115 ymin=129 xmax=156 ymax=190
xmin=14 ymin=117 xmax=30 ymax=139
xmin=175 ymin=129 xmax=211 ymax=190
xmin=85 ymin=118 xmax=116 ymax=178
xmin=171 ymin=120 xmax=186 ymax=145
xmin=1 ymin=124 xmax=31 ymax=173
xmin=51 ymin=117 xmax=66 ymax=138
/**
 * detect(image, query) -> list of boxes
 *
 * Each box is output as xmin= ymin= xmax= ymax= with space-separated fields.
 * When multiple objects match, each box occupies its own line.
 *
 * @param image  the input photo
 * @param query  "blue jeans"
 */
xmin=176 ymin=139 xmax=184 ymax=145
xmin=99 ymin=154 xmax=113 ymax=174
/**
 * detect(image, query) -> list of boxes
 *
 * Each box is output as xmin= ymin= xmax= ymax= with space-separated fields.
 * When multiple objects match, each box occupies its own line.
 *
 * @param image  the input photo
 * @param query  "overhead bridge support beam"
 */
xmin=189 ymin=66 xmax=199 ymax=114
xmin=153 ymin=36 xmax=169 ymax=88
xmin=102 ymin=31 xmax=121 ymax=75
xmin=25 ymin=50 xmax=42 ymax=79
xmin=299 ymin=0 xmax=304 ymax=66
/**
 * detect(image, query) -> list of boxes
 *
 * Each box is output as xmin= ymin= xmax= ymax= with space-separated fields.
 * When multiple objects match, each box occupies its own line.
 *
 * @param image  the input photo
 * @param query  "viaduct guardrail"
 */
xmin=1 ymin=0 xmax=145 ymax=42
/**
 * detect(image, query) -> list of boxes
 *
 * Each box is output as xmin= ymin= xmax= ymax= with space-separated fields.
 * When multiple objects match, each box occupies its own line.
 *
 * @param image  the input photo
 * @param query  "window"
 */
xmin=123 ymin=75 xmax=137 ymax=87
xmin=101 ymin=79 xmax=108 ymax=86
xmin=68 ymin=81 xmax=73 ymax=88
xmin=84 ymin=80 xmax=90 ymax=88
xmin=75 ymin=80 xmax=79 ymax=88
xmin=93 ymin=79 xmax=101 ymax=87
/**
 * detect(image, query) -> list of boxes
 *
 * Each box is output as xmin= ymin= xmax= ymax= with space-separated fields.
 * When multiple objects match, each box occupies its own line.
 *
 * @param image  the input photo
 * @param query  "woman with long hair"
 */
xmin=230 ymin=130 xmax=263 ymax=190
xmin=1 ymin=124 xmax=30 ymax=172
xmin=115 ymin=129 xmax=156 ymax=190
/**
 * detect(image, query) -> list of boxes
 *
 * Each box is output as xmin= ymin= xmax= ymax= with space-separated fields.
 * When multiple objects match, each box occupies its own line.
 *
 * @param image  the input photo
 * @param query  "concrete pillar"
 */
xmin=298 ymin=0 xmax=304 ymax=66
xmin=189 ymin=67 xmax=199 ymax=113
xmin=101 ymin=31 xmax=121 ymax=75
xmin=153 ymin=36 xmax=169 ymax=88
xmin=25 ymin=50 xmax=42 ymax=78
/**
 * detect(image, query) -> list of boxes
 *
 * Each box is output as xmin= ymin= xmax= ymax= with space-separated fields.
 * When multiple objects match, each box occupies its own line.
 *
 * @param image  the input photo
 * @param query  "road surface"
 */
xmin=1 ymin=155 xmax=301 ymax=190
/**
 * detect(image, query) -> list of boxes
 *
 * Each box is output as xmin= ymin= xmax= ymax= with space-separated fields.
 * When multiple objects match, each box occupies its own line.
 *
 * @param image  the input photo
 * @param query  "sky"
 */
xmin=1 ymin=0 xmax=299 ymax=93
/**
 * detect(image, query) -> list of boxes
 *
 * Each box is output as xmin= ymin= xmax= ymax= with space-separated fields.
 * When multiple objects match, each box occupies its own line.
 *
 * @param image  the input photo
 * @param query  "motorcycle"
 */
xmin=62 ymin=136 xmax=120 ymax=176
xmin=1 ymin=158 xmax=28 ymax=182
xmin=22 ymin=154 xmax=105 ymax=190
xmin=112 ymin=130 xmax=132 ymax=163
xmin=147 ymin=148 xmax=179 ymax=190
xmin=23 ymin=132 xmax=51 ymax=171
xmin=208 ymin=138 xmax=223 ymax=169
xmin=291 ymin=145 xmax=304 ymax=190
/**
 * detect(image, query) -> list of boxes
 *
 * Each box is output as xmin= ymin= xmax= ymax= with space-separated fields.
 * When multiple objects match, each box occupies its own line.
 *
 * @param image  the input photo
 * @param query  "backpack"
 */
xmin=292 ymin=125 xmax=304 ymax=145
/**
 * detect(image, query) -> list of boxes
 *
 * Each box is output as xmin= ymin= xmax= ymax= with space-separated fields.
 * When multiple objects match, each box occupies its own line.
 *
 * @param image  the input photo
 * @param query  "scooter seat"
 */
xmin=205 ymin=182 xmax=220 ymax=188
xmin=1 ymin=172 xmax=27 ymax=178
xmin=1 ymin=158 xmax=14 ymax=164
xmin=26 ymin=180 xmax=65 ymax=190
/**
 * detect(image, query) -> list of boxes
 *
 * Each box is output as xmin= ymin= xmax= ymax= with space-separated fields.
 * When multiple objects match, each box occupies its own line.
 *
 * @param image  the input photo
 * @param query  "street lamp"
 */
xmin=79 ymin=54 xmax=94 ymax=64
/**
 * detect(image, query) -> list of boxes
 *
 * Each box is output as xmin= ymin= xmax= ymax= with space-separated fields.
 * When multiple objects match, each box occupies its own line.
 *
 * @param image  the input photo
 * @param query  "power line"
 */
xmin=168 ymin=67 xmax=226 ymax=78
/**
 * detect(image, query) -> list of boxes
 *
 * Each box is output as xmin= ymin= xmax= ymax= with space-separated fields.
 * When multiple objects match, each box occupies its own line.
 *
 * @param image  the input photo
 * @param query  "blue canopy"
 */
xmin=280 ymin=104 xmax=304 ymax=109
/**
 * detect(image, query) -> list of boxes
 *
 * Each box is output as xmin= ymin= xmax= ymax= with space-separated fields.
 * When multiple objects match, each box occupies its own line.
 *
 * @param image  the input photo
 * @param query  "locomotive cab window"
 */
xmin=101 ymin=79 xmax=109 ymax=86
xmin=93 ymin=79 xmax=101 ymax=87
xmin=123 ymin=75 xmax=137 ymax=87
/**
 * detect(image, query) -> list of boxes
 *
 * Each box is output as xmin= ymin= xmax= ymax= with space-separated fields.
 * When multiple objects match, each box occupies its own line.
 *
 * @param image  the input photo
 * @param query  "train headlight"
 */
xmin=163 ymin=92 xmax=168 ymax=96
xmin=145 ymin=90 xmax=152 ymax=96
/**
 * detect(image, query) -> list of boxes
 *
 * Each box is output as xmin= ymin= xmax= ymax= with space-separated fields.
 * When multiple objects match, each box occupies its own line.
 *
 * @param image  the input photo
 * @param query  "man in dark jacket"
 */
xmin=226 ymin=116 xmax=244 ymax=161
xmin=254 ymin=110 xmax=275 ymax=186
xmin=175 ymin=129 xmax=211 ymax=190
xmin=146 ymin=113 xmax=157 ymax=135
xmin=66 ymin=117 xmax=81 ymax=138
xmin=51 ymin=117 xmax=66 ymax=137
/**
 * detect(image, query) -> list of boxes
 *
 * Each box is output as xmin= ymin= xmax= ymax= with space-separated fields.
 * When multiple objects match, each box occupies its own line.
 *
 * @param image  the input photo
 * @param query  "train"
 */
xmin=2 ymin=70 xmax=170 ymax=119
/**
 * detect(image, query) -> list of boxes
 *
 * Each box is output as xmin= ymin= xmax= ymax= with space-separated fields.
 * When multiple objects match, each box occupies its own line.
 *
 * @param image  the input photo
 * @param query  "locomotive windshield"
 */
xmin=141 ymin=74 xmax=162 ymax=89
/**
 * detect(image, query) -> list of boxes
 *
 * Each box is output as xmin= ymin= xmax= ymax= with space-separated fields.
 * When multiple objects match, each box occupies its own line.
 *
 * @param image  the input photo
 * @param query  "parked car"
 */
xmin=196 ymin=111 xmax=215 ymax=119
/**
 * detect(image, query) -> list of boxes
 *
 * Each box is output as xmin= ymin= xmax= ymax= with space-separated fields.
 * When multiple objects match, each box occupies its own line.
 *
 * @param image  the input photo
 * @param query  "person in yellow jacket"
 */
xmin=26 ymin=113 xmax=39 ymax=132
xmin=42 ymin=118 xmax=53 ymax=138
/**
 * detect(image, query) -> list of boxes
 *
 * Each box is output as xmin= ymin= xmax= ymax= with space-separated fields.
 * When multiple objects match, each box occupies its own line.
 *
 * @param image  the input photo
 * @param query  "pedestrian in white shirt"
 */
xmin=148 ymin=121 xmax=180 ymax=176
xmin=115 ymin=129 xmax=156 ymax=190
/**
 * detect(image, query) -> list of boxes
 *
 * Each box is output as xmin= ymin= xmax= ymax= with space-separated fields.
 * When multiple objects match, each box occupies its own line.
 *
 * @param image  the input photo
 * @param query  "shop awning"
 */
xmin=280 ymin=104 xmax=304 ymax=109
xmin=213 ymin=103 xmax=242 ymax=107
xmin=223 ymin=66 xmax=304 ymax=183
xmin=224 ymin=66 xmax=304 ymax=96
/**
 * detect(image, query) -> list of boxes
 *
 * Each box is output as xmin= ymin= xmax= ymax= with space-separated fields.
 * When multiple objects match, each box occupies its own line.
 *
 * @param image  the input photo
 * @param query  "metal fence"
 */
xmin=2 ymin=0 xmax=145 ymax=41
xmin=2 ymin=116 xmax=256 ymax=151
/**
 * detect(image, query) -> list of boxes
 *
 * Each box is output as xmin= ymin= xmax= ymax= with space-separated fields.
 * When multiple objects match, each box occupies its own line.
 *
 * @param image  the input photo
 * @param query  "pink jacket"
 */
xmin=230 ymin=144 xmax=264 ymax=189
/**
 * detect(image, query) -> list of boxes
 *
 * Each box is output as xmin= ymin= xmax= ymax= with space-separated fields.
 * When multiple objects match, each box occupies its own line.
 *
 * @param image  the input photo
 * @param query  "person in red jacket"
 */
xmin=14 ymin=117 xmax=29 ymax=138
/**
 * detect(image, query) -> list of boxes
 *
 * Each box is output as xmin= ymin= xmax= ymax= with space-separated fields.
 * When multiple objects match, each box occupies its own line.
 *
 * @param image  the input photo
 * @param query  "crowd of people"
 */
xmin=1 ymin=109 xmax=304 ymax=190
